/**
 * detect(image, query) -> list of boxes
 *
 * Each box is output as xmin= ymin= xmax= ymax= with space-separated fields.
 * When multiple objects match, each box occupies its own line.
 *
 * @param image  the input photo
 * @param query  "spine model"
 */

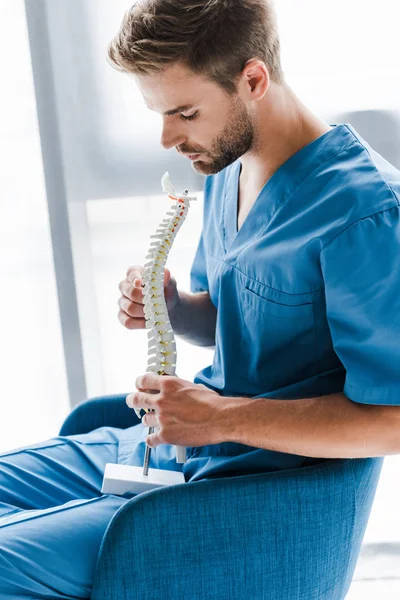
xmin=134 ymin=172 xmax=197 ymax=464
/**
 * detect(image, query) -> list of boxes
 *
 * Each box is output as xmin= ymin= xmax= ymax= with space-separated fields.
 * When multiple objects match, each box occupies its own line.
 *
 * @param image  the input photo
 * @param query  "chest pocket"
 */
xmin=239 ymin=282 xmax=317 ymax=390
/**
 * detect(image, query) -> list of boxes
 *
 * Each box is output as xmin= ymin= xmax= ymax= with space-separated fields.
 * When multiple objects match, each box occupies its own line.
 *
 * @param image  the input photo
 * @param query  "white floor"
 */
xmin=348 ymin=580 xmax=400 ymax=599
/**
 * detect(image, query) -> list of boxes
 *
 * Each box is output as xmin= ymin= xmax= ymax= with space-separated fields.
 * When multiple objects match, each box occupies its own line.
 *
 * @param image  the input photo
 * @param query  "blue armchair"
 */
xmin=59 ymin=394 xmax=383 ymax=600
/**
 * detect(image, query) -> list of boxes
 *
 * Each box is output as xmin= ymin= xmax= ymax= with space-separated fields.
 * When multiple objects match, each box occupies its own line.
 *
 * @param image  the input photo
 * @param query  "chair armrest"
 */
xmin=59 ymin=394 xmax=141 ymax=436
xmin=91 ymin=456 xmax=383 ymax=600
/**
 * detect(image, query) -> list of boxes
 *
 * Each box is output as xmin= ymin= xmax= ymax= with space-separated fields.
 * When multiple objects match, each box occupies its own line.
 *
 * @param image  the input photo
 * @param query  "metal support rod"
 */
xmin=143 ymin=427 xmax=155 ymax=476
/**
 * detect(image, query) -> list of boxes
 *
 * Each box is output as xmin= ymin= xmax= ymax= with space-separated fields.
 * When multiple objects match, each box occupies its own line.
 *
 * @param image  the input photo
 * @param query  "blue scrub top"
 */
xmin=190 ymin=123 xmax=400 ymax=407
xmin=122 ymin=123 xmax=400 ymax=481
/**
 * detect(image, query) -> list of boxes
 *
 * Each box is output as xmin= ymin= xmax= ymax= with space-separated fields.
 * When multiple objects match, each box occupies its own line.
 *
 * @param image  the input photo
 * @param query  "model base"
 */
xmin=101 ymin=463 xmax=186 ymax=495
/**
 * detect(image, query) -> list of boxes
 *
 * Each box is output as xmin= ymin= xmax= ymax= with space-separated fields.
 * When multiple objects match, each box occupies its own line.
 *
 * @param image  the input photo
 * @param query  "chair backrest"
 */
xmin=332 ymin=109 xmax=400 ymax=168
xmin=59 ymin=394 xmax=140 ymax=436
xmin=91 ymin=456 xmax=384 ymax=600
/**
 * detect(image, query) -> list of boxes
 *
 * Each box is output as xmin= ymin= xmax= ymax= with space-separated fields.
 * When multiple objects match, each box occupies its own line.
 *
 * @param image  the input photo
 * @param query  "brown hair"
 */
xmin=108 ymin=0 xmax=284 ymax=95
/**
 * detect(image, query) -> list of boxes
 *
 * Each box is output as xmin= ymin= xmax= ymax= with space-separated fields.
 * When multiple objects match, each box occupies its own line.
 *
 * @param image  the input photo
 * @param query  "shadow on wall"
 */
xmin=332 ymin=110 xmax=400 ymax=169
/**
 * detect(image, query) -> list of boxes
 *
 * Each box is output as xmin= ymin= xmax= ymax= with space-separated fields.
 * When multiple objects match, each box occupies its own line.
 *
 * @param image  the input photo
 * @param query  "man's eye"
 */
xmin=179 ymin=111 xmax=199 ymax=121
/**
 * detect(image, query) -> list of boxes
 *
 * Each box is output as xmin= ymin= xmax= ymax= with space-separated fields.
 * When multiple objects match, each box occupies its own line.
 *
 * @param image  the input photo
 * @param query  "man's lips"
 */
xmin=179 ymin=151 xmax=201 ymax=160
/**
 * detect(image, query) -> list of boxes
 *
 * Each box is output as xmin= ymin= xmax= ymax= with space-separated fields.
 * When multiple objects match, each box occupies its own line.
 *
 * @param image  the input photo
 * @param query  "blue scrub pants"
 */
xmin=0 ymin=424 xmax=184 ymax=600
xmin=0 ymin=422 xmax=319 ymax=598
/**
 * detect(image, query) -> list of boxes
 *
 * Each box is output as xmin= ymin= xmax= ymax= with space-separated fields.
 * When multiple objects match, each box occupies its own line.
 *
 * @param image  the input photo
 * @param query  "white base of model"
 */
xmin=101 ymin=463 xmax=185 ymax=495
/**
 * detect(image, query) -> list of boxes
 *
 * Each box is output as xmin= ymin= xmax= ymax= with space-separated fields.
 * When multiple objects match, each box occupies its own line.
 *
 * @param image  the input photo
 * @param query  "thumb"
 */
xmin=164 ymin=268 xmax=177 ymax=292
xmin=164 ymin=268 xmax=172 ymax=287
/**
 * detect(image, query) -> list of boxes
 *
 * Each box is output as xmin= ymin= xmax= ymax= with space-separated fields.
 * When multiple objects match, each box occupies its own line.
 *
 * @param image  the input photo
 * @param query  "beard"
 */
xmin=189 ymin=95 xmax=255 ymax=176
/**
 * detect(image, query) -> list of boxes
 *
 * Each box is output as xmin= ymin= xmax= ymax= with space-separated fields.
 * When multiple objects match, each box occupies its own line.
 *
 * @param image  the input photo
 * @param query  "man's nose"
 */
xmin=160 ymin=120 xmax=186 ymax=150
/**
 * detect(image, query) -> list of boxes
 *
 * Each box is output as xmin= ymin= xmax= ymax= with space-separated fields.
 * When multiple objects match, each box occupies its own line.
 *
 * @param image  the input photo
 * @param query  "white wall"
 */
xmin=0 ymin=0 xmax=69 ymax=451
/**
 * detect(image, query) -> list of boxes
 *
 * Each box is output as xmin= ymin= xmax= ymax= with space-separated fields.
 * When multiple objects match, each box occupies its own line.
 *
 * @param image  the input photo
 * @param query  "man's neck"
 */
xmin=239 ymin=82 xmax=332 ymax=190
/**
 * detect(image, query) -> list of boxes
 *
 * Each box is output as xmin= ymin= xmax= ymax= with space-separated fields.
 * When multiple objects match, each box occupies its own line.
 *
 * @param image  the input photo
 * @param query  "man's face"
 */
xmin=134 ymin=63 xmax=255 ymax=175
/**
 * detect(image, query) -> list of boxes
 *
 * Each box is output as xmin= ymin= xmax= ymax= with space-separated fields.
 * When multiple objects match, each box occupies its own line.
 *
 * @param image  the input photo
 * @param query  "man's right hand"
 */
xmin=118 ymin=264 xmax=180 ymax=330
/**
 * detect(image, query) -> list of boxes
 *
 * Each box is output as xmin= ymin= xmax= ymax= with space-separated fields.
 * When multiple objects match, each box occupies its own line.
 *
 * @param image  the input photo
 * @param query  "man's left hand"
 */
xmin=126 ymin=374 xmax=224 ymax=448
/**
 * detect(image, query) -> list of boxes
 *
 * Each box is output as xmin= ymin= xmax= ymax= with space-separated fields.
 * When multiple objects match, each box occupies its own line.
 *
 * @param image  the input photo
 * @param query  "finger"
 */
xmin=126 ymin=391 xmax=158 ymax=410
xmin=118 ymin=296 xmax=144 ymax=318
xmin=146 ymin=430 xmax=163 ymax=448
xmin=118 ymin=310 xmax=146 ymax=330
xmin=126 ymin=265 xmax=144 ymax=284
xmin=136 ymin=373 xmax=165 ymax=391
xmin=119 ymin=279 xmax=144 ymax=305
xmin=142 ymin=411 xmax=159 ymax=428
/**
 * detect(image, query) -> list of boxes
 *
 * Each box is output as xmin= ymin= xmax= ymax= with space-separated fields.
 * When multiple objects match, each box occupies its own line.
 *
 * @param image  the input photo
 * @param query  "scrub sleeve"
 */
xmin=321 ymin=204 xmax=400 ymax=406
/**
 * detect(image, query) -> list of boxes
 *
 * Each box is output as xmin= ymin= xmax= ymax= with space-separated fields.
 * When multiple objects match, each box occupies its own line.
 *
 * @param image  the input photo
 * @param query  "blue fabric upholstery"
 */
xmin=59 ymin=393 xmax=141 ymax=436
xmin=59 ymin=395 xmax=383 ymax=600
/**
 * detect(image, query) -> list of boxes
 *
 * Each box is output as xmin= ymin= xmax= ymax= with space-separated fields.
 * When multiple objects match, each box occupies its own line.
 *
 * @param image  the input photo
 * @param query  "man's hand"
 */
xmin=118 ymin=264 xmax=179 ymax=330
xmin=126 ymin=374 xmax=224 ymax=448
